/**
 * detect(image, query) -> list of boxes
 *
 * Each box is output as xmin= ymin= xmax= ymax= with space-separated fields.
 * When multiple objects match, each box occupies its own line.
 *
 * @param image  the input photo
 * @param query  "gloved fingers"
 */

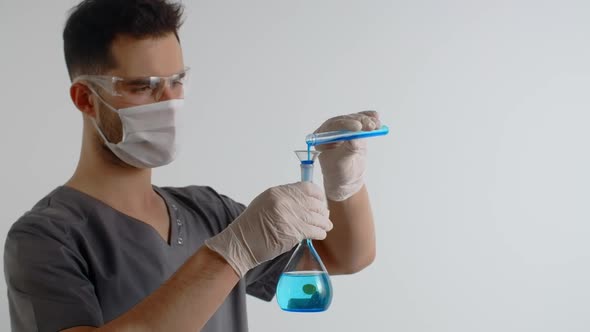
xmin=304 ymin=225 xmax=329 ymax=241
xmin=304 ymin=210 xmax=333 ymax=231
xmin=315 ymin=116 xmax=362 ymax=133
xmin=316 ymin=112 xmax=380 ymax=135
xmin=305 ymin=200 xmax=329 ymax=218
xmin=358 ymin=110 xmax=382 ymax=128
xmin=347 ymin=112 xmax=380 ymax=131
xmin=295 ymin=185 xmax=331 ymax=222
xmin=314 ymin=114 xmax=374 ymax=152
xmin=339 ymin=112 xmax=379 ymax=131
xmin=315 ymin=113 xmax=377 ymax=152
xmin=298 ymin=192 xmax=331 ymax=224
xmin=283 ymin=184 xmax=330 ymax=224
xmin=313 ymin=117 xmax=359 ymax=152
xmin=292 ymin=181 xmax=326 ymax=202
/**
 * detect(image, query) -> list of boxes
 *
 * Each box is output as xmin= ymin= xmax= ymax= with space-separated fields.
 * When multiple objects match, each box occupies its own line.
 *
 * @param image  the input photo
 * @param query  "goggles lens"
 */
xmin=74 ymin=67 xmax=190 ymax=105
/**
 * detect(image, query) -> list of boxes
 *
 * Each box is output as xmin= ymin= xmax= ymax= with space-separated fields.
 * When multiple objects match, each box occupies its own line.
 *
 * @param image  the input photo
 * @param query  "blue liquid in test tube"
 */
xmin=305 ymin=125 xmax=389 ymax=162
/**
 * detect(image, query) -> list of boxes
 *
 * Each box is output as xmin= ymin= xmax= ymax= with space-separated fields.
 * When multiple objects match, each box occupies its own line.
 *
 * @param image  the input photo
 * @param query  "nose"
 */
xmin=157 ymin=84 xmax=175 ymax=102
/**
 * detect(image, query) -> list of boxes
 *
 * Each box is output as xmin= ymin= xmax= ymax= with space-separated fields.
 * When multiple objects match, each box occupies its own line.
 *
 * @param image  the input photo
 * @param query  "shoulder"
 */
xmin=4 ymin=188 xmax=92 ymax=280
xmin=6 ymin=187 xmax=89 ymax=246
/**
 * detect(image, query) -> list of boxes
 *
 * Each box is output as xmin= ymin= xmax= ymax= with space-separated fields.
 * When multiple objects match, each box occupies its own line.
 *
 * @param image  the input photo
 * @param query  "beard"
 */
xmin=93 ymin=100 xmax=137 ymax=169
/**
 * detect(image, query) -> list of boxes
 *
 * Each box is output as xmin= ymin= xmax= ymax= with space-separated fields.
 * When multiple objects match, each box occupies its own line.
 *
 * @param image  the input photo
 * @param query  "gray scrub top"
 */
xmin=4 ymin=185 xmax=292 ymax=332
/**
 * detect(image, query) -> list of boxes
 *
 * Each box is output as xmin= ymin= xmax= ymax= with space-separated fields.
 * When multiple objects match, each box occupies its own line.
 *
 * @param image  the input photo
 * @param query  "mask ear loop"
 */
xmin=85 ymin=85 xmax=127 ymax=144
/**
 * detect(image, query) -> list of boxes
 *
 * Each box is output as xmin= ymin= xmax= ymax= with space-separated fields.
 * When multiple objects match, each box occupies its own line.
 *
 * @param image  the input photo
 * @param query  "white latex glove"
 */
xmin=315 ymin=110 xmax=381 ymax=202
xmin=205 ymin=182 xmax=333 ymax=278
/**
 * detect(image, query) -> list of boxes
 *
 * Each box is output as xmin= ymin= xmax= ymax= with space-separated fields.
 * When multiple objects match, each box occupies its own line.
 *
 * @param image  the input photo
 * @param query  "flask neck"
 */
xmin=300 ymin=162 xmax=314 ymax=183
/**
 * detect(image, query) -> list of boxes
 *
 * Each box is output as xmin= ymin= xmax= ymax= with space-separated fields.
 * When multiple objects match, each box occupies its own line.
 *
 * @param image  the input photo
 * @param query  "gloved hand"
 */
xmin=205 ymin=182 xmax=333 ymax=278
xmin=314 ymin=110 xmax=381 ymax=202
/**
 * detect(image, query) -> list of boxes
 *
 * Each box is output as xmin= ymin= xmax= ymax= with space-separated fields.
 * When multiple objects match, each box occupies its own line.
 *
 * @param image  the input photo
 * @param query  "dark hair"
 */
xmin=63 ymin=0 xmax=184 ymax=80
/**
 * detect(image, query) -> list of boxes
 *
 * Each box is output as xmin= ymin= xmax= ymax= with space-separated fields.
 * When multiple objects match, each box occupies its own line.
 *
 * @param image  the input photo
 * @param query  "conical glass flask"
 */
xmin=276 ymin=150 xmax=333 ymax=312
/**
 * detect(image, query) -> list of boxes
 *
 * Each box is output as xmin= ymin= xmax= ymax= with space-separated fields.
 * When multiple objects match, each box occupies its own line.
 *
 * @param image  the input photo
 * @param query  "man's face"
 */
xmin=94 ymin=33 xmax=185 ymax=145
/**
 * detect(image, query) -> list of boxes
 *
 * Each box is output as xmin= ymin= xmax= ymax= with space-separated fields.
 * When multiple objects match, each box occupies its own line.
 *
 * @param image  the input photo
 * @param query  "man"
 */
xmin=4 ymin=0 xmax=381 ymax=331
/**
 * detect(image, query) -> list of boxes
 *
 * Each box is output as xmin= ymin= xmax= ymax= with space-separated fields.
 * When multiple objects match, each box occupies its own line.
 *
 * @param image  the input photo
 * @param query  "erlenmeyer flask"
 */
xmin=276 ymin=150 xmax=333 ymax=312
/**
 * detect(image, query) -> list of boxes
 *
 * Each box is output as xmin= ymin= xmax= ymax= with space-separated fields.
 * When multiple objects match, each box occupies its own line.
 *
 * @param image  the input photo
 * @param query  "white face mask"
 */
xmin=92 ymin=95 xmax=185 ymax=169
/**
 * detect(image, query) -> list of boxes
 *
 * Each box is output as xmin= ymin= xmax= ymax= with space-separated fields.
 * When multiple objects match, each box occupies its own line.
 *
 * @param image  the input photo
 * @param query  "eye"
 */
xmin=130 ymin=85 xmax=153 ymax=94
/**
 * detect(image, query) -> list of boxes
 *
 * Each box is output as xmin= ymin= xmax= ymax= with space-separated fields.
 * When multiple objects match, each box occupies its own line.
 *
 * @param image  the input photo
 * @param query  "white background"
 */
xmin=1 ymin=0 xmax=589 ymax=331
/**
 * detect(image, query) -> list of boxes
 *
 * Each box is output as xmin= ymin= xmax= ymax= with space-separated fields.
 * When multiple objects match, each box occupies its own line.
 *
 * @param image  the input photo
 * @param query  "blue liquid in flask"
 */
xmin=277 ymin=271 xmax=333 ymax=312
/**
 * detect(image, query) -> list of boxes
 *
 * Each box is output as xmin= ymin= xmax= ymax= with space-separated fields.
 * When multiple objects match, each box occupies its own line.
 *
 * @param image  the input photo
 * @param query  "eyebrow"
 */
xmin=124 ymin=78 xmax=154 ymax=86
xmin=115 ymin=69 xmax=188 ymax=86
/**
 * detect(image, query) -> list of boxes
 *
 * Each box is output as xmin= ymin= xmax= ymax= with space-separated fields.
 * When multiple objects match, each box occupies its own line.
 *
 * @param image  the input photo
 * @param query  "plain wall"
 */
xmin=1 ymin=0 xmax=589 ymax=331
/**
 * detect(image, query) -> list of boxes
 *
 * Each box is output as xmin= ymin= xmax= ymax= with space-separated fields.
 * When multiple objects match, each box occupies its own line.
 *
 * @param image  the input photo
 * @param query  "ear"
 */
xmin=70 ymin=83 xmax=97 ymax=118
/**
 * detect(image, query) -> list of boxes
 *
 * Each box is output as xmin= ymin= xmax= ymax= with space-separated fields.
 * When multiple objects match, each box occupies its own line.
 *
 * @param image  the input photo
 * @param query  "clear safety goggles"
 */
xmin=73 ymin=67 xmax=190 ymax=105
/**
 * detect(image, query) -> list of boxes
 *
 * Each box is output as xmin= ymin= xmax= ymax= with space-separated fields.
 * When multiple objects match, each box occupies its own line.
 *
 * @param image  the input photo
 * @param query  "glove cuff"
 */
xmin=205 ymin=226 xmax=258 ymax=278
xmin=322 ymin=170 xmax=365 ymax=201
